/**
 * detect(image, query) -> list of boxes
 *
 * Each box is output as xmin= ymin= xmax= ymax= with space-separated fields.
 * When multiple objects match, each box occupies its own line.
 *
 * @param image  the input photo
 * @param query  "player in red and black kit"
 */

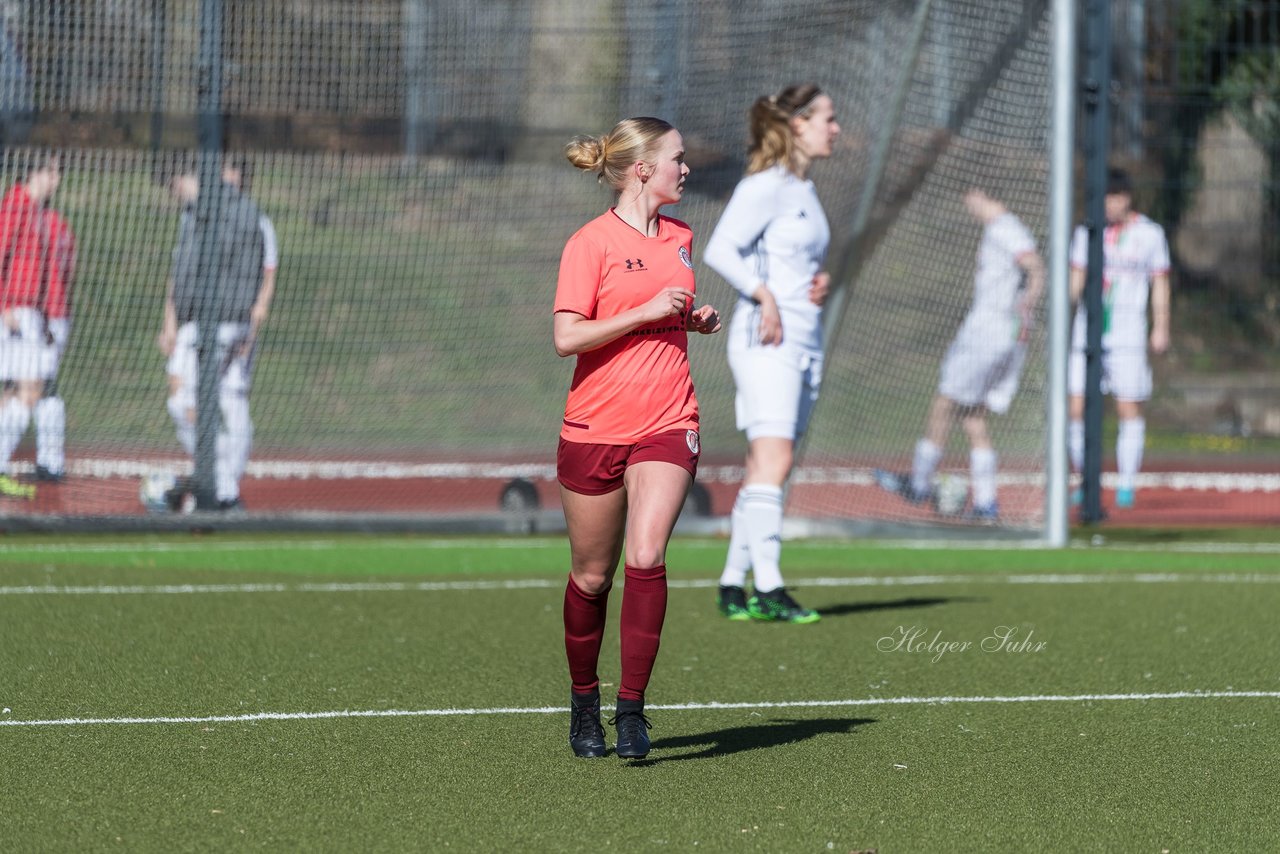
xmin=30 ymin=204 xmax=76 ymax=482
xmin=0 ymin=154 xmax=62 ymax=499
xmin=555 ymin=117 xmax=721 ymax=759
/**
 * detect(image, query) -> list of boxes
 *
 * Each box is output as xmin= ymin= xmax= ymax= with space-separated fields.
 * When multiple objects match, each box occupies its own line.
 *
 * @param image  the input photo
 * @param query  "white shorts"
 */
xmin=0 ymin=307 xmax=57 ymax=382
xmin=167 ymin=321 xmax=253 ymax=407
xmin=728 ymin=342 xmax=822 ymax=441
xmin=938 ymin=324 xmax=1027 ymax=415
xmin=1069 ymin=347 xmax=1151 ymax=402
xmin=43 ymin=317 xmax=70 ymax=380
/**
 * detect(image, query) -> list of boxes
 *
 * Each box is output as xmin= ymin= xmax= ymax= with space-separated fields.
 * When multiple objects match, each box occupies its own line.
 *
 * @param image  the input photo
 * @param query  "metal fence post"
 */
xmin=194 ymin=0 xmax=224 ymax=510
xmin=1080 ymin=0 xmax=1113 ymax=524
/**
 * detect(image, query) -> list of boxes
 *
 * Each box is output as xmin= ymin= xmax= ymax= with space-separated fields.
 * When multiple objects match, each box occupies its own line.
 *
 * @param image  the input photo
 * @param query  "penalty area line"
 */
xmin=3 ymin=690 xmax=1278 ymax=728
xmin=5 ymin=572 xmax=1280 ymax=596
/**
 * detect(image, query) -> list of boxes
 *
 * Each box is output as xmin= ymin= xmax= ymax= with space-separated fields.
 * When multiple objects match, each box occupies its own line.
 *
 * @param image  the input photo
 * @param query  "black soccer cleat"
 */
xmin=568 ymin=690 xmax=606 ymax=758
xmin=610 ymin=698 xmax=652 ymax=759
xmin=34 ymin=465 xmax=65 ymax=483
xmin=747 ymin=587 xmax=821 ymax=624
xmin=164 ymin=476 xmax=193 ymax=513
xmin=717 ymin=585 xmax=751 ymax=621
xmin=873 ymin=469 xmax=935 ymax=506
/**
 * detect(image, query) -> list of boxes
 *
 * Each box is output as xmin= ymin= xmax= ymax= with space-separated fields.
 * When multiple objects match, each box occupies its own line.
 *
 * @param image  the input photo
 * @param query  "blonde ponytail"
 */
xmin=745 ymin=83 xmax=823 ymax=175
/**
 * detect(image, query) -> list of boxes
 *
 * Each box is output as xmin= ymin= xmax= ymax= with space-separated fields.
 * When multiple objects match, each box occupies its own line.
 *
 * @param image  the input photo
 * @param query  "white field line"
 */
xmin=2 ymin=538 xmax=1280 ymax=558
xmin=0 ymin=538 xmax=564 ymax=555
xmin=4 ymin=572 xmax=1280 ymax=597
xmin=2 ymin=690 xmax=1277 ymax=728
xmin=13 ymin=456 xmax=1280 ymax=492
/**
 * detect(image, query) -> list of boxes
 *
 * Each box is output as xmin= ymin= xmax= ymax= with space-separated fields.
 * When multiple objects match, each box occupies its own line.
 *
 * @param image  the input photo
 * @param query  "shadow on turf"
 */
xmin=816 ymin=595 xmax=983 ymax=619
xmin=630 ymin=717 xmax=876 ymax=765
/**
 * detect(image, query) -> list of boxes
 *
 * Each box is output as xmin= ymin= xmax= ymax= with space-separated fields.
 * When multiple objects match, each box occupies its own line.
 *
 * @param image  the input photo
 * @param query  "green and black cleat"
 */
xmin=717 ymin=585 xmax=751 ymax=621
xmin=748 ymin=587 xmax=821 ymax=624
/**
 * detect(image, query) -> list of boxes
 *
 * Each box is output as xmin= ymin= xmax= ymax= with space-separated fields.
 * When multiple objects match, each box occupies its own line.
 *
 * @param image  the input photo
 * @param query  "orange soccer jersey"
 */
xmin=555 ymin=210 xmax=699 ymax=445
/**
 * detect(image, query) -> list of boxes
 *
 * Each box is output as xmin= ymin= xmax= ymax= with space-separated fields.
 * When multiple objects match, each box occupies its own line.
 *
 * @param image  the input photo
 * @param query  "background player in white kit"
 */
xmin=157 ymin=157 xmax=276 ymax=511
xmin=705 ymin=82 xmax=840 ymax=624
xmin=1068 ymin=168 xmax=1170 ymax=509
xmin=876 ymin=188 xmax=1044 ymax=520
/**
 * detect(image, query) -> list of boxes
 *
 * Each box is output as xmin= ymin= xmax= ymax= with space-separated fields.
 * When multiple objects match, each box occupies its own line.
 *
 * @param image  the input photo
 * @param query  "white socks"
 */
xmin=718 ymin=491 xmax=752 ymax=588
xmin=721 ymin=484 xmax=785 ymax=593
xmin=911 ymin=439 xmax=942 ymax=496
xmin=169 ymin=388 xmax=253 ymax=502
xmin=1069 ymin=419 xmax=1084 ymax=472
xmin=167 ymin=394 xmax=196 ymax=455
xmin=215 ymin=391 xmax=253 ymax=502
xmin=34 ymin=396 xmax=66 ymax=474
xmin=970 ymin=447 xmax=998 ymax=509
xmin=0 ymin=398 xmax=32 ymax=474
xmin=1116 ymin=417 xmax=1145 ymax=491
xmin=1070 ymin=417 xmax=1145 ymax=490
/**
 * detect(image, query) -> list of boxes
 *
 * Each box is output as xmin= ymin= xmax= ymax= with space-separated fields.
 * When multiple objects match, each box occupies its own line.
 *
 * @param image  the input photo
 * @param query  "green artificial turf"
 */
xmin=2 ymin=533 xmax=1279 ymax=851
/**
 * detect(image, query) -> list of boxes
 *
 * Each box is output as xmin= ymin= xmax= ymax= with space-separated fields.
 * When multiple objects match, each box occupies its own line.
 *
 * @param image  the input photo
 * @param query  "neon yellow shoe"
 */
xmin=0 ymin=473 xmax=35 ymax=500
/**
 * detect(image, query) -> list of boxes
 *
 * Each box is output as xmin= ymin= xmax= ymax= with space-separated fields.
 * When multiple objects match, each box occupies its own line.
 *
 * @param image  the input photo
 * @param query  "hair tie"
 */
xmin=790 ymin=91 xmax=822 ymax=118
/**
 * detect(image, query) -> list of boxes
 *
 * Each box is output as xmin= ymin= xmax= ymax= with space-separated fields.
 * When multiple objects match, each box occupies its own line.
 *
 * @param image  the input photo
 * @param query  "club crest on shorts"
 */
xmin=685 ymin=430 xmax=700 ymax=455
xmin=678 ymin=246 xmax=693 ymax=269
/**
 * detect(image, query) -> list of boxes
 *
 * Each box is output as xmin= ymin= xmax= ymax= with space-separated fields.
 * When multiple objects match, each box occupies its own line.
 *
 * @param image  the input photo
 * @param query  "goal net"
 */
xmin=0 ymin=0 xmax=1053 ymax=533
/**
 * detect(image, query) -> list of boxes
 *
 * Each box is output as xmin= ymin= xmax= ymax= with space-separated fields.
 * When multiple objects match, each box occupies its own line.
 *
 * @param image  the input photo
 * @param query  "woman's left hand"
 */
xmin=809 ymin=271 xmax=831 ymax=306
xmin=687 ymin=303 xmax=721 ymax=335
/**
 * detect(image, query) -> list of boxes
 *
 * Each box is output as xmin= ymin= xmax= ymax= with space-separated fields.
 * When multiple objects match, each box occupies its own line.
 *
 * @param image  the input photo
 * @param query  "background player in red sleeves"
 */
xmin=31 ymin=202 xmax=76 ymax=483
xmin=0 ymin=153 xmax=61 ymax=499
xmin=555 ymin=117 xmax=720 ymax=759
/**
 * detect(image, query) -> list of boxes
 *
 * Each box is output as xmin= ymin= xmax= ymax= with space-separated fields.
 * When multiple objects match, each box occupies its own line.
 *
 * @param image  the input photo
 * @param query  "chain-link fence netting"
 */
xmin=0 ymin=0 xmax=1274 ymax=530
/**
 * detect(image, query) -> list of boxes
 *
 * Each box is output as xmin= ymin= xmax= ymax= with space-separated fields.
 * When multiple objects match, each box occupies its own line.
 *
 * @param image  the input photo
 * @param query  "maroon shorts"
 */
xmin=557 ymin=429 xmax=701 ymax=495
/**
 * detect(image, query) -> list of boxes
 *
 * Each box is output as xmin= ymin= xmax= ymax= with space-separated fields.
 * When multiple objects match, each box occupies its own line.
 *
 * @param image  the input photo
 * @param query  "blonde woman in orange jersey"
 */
xmin=554 ymin=117 xmax=721 ymax=760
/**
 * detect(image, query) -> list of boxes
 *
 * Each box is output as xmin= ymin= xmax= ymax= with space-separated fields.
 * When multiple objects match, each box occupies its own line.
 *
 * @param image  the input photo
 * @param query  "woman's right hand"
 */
xmin=755 ymin=290 xmax=783 ymax=346
xmin=642 ymin=287 xmax=695 ymax=324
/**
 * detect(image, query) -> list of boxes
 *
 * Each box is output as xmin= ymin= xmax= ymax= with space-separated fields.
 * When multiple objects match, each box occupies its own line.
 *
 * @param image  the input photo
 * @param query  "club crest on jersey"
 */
xmin=678 ymin=246 xmax=693 ymax=269
xmin=685 ymin=430 xmax=700 ymax=455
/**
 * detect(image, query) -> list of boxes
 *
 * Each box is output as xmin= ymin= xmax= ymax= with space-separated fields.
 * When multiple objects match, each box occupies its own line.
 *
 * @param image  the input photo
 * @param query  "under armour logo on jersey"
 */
xmin=624 ymin=258 xmax=646 ymax=271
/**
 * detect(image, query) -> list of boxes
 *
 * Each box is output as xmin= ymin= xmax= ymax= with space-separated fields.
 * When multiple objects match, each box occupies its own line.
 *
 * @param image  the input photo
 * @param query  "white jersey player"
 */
xmin=712 ymin=163 xmax=829 ymax=436
xmin=1068 ymin=168 xmax=1171 ymax=509
xmin=876 ymin=188 xmax=1044 ymax=519
xmin=706 ymin=83 xmax=840 ymax=625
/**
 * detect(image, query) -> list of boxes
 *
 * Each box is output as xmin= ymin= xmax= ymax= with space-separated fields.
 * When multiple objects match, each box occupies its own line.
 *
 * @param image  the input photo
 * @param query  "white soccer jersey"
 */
xmin=704 ymin=164 xmax=830 ymax=356
xmin=1070 ymin=214 xmax=1169 ymax=350
xmin=260 ymin=215 xmax=278 ymax=271
xmin=971 ymin=212 xmax=1036 ymax=323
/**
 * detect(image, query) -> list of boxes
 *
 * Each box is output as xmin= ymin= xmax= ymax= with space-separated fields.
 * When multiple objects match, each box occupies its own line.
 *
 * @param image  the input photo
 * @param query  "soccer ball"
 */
xmin=935 ymin=473 xmax=969 ymax=517
xmin=139 ymin=472 xmax=179 ymax=513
